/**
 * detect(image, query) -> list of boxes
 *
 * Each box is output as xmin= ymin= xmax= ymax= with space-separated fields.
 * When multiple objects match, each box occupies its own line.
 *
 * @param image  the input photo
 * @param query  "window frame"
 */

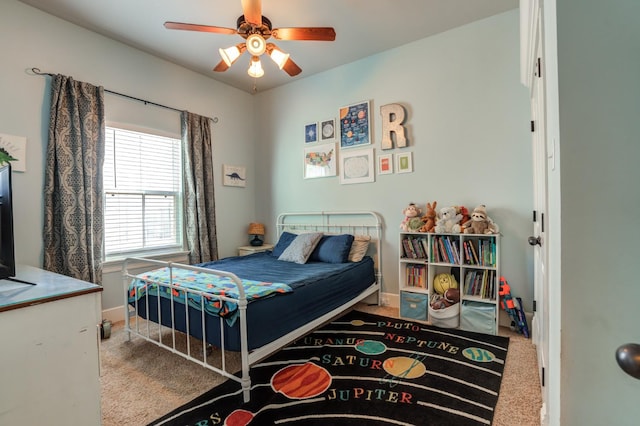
xmin=102 ymin=124 xmax=186 ymax=264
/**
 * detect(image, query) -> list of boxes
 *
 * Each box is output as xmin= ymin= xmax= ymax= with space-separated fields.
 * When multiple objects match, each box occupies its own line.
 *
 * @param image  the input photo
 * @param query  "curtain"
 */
xmin=181 ymin=111 xmax=218 ymax=264
xmin=43 ymin=74 xmax=105 ymax=284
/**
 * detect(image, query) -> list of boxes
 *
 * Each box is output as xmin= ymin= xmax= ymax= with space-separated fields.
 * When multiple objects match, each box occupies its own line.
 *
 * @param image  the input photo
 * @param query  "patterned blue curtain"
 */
xmin=43 ymin=74 xmax=105 ymax=284
xmin=181 ymin=111 xmax=218 ymax=264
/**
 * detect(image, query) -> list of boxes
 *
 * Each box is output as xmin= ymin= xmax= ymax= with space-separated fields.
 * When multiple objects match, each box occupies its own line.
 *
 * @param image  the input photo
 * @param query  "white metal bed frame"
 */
xmin=122 ymin=211 xmax=383 ymax=402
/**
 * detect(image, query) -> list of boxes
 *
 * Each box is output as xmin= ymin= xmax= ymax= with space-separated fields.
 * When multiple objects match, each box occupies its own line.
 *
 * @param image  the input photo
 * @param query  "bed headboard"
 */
xmin=275 ymin=211 xmax=383 ymax=286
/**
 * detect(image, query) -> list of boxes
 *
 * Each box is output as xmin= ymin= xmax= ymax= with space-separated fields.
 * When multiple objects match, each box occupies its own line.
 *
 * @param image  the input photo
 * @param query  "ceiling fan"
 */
xmin=164 ymin=0 xmax=336 ymax=78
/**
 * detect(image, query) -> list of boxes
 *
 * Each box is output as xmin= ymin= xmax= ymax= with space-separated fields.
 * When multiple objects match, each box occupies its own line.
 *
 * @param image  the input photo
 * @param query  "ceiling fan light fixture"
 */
xmin=219 ymin=43 xmax=244 ymax=66
xmin=266 ymin=44 xmax=290 ymax=69
xmin=246 ymin=33 xmax=266 ymax=56
xmin=248 ymin=56 xmax=264 ymax=78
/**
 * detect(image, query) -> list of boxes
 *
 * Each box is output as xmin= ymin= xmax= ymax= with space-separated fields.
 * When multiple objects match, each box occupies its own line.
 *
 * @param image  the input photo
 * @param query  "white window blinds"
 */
xmin=104 ymin=127 xmax=183 ymax=258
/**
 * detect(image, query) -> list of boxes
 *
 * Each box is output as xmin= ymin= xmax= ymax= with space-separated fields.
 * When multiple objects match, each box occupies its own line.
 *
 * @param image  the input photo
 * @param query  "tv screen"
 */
xmin=0 ymin=163 xmax=15 ymax=280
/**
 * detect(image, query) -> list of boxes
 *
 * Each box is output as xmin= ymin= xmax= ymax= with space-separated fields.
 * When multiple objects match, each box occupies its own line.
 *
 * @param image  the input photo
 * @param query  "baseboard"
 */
xmin=102 ymin=305 xmax=125 ymax=324
xmin=380 ymin=291 xmax=399 ymax=308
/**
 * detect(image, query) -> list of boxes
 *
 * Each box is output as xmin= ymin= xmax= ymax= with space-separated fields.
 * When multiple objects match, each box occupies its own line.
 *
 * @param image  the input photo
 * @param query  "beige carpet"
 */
xmin=100 ymin=303 xmax=542 ymax=425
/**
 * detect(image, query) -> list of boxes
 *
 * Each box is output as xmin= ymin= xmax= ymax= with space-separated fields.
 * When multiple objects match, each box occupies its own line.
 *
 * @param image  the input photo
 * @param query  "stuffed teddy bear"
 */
xmin=418 ymin=201 xmax=437 ymax=233
xmin=434 ymin=206 xmax=463 ymax=233
xmin=463 ymin=204 xmax=500 ymax=234
xmin=400 ymin=203 xmax=423 ymax=232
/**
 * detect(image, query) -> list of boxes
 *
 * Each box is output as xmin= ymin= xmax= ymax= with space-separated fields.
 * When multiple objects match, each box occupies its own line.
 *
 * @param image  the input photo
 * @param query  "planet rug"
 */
xmin=149 ymin=310 xmax=509 ymax=426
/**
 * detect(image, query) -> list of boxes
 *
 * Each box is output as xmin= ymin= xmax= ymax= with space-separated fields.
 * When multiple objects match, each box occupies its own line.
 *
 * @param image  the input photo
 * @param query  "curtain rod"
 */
xmin=30 ymin=67 xmax=218 ymax=123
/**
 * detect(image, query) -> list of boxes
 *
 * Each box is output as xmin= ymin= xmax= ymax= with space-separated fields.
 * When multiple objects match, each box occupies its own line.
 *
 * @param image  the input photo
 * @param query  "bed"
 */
xmin=122 ymin=211 xmax=383 ymax=402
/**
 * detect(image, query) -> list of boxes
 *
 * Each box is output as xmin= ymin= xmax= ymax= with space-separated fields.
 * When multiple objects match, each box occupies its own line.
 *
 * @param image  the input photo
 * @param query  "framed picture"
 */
xmin=304 ymin=122 xmax=318 ymax=143
xmin=222 ymin=164 xmax=246 ymax=187
xmin=340 ymin=148 xmax=374 ymax=185
xmin=304 ymin=143 xmax=337 ymax=179
xmin=396 ymin=152 xmax=413 ymax=174
xmin=377 ymin=154 xmax=393 ymax=175
xmin=319 ymin=118 xmax=336 ymax=141
xmin=339 ymin=100 xmax=371 ymax=149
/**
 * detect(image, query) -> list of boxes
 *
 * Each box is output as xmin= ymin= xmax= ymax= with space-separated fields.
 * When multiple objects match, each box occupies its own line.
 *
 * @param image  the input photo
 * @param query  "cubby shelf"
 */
xmin=398 ymin=231 xmax=501 ymax=335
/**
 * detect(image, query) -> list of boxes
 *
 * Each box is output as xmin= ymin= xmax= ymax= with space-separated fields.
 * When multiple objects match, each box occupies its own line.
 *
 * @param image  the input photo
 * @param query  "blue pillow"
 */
xmin=271 ymin=232 xmax=298 ymax=257
xmin=309 ymin=234 xmax=355 ymax=263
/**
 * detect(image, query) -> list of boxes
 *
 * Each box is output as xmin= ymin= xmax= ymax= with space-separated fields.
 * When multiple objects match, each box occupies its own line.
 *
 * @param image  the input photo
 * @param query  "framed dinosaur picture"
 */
xmin=222 ymin=164 xmax=246 ymax=187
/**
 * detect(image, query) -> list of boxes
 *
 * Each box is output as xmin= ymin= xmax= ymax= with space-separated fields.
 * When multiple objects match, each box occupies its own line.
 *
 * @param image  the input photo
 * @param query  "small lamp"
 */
xmin=248 ymin=222 xmax=265 ymax=246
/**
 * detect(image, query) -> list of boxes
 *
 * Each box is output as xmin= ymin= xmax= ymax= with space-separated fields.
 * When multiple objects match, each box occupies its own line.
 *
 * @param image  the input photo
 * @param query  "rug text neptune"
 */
xmin=299 ymin=320 xmax=461 ymax=354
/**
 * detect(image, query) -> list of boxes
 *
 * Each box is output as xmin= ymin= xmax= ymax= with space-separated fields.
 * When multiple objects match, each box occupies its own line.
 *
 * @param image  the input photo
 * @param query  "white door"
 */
xmin=529 ymin=14 xmax=550 ymax=424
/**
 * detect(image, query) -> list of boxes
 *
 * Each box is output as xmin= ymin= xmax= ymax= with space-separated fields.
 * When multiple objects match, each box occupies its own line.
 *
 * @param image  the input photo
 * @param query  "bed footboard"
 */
xmin=122 ymin=258 xmax=252 ymax=402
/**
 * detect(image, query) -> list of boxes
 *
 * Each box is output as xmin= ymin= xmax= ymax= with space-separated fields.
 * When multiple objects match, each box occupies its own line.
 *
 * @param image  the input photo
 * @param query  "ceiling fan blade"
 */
xmin=213 ymin=60 xmax=230 ymax=72
xmin=164 ymin=21 xmax=237 ymax=35
xmin=272 ymin=27 xmax=336 ymax=41
xmin=282 ymin=57 xmax=302 ymax=77
xmin=241 ymin=0 xmax=262 ymax=26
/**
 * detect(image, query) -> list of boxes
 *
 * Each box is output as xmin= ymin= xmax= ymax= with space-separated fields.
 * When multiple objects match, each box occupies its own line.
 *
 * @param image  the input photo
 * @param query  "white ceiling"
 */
xmin=18 ymin=0 xmax=518 ymax=94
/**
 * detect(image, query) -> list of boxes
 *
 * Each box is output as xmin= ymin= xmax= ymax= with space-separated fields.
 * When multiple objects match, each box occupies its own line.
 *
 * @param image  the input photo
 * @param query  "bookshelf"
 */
xmin=398 ymin=231 xmax=500 ymax=334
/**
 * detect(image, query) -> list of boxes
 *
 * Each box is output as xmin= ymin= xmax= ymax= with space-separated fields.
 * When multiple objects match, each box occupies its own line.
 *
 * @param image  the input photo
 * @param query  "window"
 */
xmin=104 ymin=127 xmax=183 ymax=260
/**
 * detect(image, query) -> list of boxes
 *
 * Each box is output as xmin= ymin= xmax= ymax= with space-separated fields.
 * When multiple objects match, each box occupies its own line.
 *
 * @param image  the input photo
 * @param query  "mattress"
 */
xmin=129 ymin=252 xmax=375 ymax=351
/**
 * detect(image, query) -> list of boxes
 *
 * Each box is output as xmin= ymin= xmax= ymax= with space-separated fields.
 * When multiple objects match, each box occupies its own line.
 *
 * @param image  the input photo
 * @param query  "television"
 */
xmin=0 ymin=163 xmax=15 ymax=280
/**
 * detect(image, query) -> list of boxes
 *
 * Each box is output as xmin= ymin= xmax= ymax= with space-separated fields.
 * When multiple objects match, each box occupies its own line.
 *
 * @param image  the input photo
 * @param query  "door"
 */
xmin=529 ymin=13 xmax=550 ymax=424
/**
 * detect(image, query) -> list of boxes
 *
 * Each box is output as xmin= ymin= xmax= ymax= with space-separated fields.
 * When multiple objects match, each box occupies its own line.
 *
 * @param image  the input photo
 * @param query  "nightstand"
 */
xmin=237 ymin=243 xmax=274 ymax=256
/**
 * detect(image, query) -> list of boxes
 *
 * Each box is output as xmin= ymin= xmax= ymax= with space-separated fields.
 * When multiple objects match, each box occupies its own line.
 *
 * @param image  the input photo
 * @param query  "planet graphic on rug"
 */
xmin=355 ymin=340 xmax=387 ymax=356
xmin=271 ymin=362 xmax=331 ymax=399
xmin=383 ymin=356 xmax=427 ymax=379
xmin=462 ymin=347 xmax=497 ymax=363
xmin=225 ymin=409 xmax=254 ymax=426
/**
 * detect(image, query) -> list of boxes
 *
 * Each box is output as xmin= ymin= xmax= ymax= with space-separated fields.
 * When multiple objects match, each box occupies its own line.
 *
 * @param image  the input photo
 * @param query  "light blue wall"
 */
xmin=0 ymin=3 xmax=533 ymax=316
xmin=254 ymin=10 xmax=534 ymax=304
xmin=557 ymin=0 xmax=640 ymax=423
xmin=0 ymin=0 xmax=256 ymax=310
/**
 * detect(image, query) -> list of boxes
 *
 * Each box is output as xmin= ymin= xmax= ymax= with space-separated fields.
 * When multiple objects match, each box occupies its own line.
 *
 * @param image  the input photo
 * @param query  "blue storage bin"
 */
xmin=460 ymin=300 xmax=496 ymax=335
xmin=400 ymin=291 xmax=428 ymax=321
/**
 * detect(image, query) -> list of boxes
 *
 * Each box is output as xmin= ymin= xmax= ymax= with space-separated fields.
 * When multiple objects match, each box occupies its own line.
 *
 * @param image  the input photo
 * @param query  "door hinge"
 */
xmin=533 ymin=300 xmax=537 ymax=312
xmin=541 ymin=212 xmax=545 ymax=232
xmin=531 ymin=120 xmax=535 ymax=132
xmin=533 ymin=210 xmax=537 ymax=222
xmin=541 ymin=367 xmax=545 ymax=386
xmin=537 ymin=57 xmax=542 ymax=78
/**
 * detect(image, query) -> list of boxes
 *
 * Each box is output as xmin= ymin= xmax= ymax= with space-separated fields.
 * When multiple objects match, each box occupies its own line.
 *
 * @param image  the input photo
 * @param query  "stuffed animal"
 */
xmin=434 ymin=206 xmax=463 ymax=233
xmin=463 ymin=204 xmax=500 ymax=234
xmin=456 ymin=205 xmax=471 ymax=230
xmin=400 ymin=203 xmax=423 ymax=232
xmin=429 ymin=288 xmax=460 ymax=310
xmin=418 ymin=201 xmax=437 ymax=233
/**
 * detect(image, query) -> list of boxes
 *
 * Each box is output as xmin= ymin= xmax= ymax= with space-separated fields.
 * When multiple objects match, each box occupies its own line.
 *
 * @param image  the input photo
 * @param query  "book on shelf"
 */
xmin=410 ymin=236 xmax=426 ymax=259
xmin=468 ymin=239 xmax=480 ymax=265
xmin=419 ymin=238 xmax=429 ymax=260
xmin=405 ymin=264 xmax=426 ymax=288
xmin=402 ymin=238 xmax=415 ymax=259
xmin=438 ymin=237 xmax=451 ymax=263
xmin=449 ymin=237 xmax=460 ymax=264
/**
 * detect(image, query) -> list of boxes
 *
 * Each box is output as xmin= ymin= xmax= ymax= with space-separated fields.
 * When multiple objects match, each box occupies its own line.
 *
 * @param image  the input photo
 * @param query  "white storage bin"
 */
xmin=428 ymin=303 xmax=460 ymax=328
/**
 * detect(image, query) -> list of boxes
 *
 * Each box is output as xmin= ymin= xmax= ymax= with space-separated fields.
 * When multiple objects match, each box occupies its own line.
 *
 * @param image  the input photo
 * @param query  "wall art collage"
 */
xmin=303 ymin=100 xmax=412 ymax=184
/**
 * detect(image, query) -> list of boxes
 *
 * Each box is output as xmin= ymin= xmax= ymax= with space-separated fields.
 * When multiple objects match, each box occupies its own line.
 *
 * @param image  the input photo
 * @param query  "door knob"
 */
xmin=616 ymin=343 xmax=640 ymax=379
xmin=528 ymin=236 xmax=541 ymax=246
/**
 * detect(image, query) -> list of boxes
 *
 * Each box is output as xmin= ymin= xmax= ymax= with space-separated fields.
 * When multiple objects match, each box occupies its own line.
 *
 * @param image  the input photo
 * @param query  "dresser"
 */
xmin=0 ymin=265 xmax=103 ymax=425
